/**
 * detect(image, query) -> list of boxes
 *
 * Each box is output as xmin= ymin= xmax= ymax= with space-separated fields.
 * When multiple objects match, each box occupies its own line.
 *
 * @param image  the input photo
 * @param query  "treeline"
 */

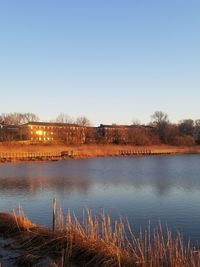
xmin=0 ymin=111 xmax=200 ymax=146
xmin=149 ymin=111 xmax=200 ymax=146
xmin=0 ymin=113 xmax=91 ymax=126
xmin=0 ymin=113 xmax=39 ymax=125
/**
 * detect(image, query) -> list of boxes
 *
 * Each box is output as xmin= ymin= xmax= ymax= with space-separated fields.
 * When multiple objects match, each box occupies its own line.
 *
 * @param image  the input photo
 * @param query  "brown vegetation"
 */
xmin=0 ymin=209 xmax=200 ymax=267
xmin=0 ymin=143 xmax=200 ymax=158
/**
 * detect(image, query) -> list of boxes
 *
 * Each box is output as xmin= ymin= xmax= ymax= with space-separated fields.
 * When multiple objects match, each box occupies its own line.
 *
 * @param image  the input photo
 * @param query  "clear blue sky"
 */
xmin=0 ymin=0 xmax=199 ymax=125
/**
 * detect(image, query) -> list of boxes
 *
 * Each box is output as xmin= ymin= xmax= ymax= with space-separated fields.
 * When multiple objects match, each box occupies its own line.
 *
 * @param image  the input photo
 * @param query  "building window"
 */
xmin=36 ymin=130 xmax=43 ymax=136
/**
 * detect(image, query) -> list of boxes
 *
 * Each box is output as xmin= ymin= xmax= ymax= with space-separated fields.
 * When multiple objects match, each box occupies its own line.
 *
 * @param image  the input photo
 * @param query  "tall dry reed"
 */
xmin=54 ymin=209 xmax=200 ymax=267
xmin=0 ymin=209 xmax=200 ymax=267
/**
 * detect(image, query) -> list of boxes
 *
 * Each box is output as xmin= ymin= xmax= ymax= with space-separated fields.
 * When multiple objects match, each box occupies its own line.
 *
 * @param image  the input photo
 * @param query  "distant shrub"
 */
xmin=172 ymin=135 xmax=195 ymax=146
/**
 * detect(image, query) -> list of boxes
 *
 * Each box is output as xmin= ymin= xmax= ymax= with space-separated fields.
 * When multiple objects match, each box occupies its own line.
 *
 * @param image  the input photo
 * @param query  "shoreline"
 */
xmin=0 ymin=144 xmax=200 ymax=163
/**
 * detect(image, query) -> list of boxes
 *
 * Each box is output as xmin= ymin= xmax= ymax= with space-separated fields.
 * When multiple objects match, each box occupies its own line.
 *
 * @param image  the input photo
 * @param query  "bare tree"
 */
xmin=55 ymin=113 xmax=74 ymax=124
xmin=195 ymin=119 xmax=200 ymax=128
xmin=0 ymin=113 xmax=20 ymax=125
xmin=194 ymin=119 xmax=200 ymax=144
xmin=179 ymin=119 xmax=194 ymax=136
xmin=0 ymin=112 xmax=39 ymax=125
xmin=151 ymin=111 xmax=169 ymax=126
xmin=151 ymin=111 xmax=170 ymax=143
xmin=131 ymin=118 xmax=141 ymax=126
xmin=22 ymin=113 xmax=39 ymax=123
xmin=76 ymin=116 xmax=91 ymax=126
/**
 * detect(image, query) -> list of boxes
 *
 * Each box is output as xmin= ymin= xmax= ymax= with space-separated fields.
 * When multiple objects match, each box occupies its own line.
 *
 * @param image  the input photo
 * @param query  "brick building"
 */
xmin=0 ymin=124 xmax=20 ymax=141
xmin=98 ymin=124 xmax=130 ymax=144
xmin=19 ymin=122 xmax=86 ymax=144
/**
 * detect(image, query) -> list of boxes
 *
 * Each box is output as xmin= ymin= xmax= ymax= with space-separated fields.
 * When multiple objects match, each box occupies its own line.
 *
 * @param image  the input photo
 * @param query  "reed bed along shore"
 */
xmin=0 ymin=143 xmax=200 ymax=159
xmin=0 ymin=209 xmax=200 ymax=267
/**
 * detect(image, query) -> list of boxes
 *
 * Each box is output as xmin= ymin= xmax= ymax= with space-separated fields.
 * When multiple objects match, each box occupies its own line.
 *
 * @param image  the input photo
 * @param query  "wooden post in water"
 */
xmin=52 ymin=197 xmax=56 ymax=232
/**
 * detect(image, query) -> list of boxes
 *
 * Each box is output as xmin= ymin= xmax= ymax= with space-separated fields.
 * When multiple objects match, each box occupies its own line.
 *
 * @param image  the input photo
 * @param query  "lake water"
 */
xmin=0 ymin=155 xmax=200 ymax=243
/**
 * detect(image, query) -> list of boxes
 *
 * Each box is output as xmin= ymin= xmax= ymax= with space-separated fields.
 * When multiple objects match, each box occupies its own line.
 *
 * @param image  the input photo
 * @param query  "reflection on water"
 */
xmin=0 ymin=155 xmax=200 ymax=243
xmin=0 ymin=176 xmax=91 ymax=195
xmin=0 ymin=155 xmax=200 ymax=195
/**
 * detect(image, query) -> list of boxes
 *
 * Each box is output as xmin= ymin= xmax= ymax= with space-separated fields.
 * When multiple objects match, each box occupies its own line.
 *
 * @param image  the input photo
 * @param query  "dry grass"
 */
xmin=0 ymin=209 xmax=200 ymax=267
xmin=0 ymin=143 xmax=200 ymax=158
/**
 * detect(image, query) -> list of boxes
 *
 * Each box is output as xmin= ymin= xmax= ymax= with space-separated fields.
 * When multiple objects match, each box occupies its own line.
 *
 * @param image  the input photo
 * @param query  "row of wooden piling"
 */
xmin=0 ymin=149 xmax=174 ymax=163
xmin=119 ymin=150 xmax=172 ymax=156
xmin=0 ymin=151 xmax=75 ymax=162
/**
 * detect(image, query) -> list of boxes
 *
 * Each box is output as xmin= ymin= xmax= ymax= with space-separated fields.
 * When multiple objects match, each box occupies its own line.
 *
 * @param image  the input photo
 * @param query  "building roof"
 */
xmin=20 ymin=122 xmax=85 ymax=127
xmin=99 ymin=124 xmax=131 ymax=128
xmin=98 ymin=124 xmax=156 ymax=129
xmin=99 ymin=124 xmax=145 ymax=128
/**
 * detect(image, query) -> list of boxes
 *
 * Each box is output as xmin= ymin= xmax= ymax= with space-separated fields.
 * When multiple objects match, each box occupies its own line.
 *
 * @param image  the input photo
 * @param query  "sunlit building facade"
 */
xmin=20 ymin=122 xmax=86 ymax=144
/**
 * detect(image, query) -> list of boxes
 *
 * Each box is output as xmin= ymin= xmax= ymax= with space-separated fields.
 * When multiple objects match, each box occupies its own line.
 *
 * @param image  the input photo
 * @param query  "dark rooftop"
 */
xmin=21 ymin=122 xmax=85 ymax=127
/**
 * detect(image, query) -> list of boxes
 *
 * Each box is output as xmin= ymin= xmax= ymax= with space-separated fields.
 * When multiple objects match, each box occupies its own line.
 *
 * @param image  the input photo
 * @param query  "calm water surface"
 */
xmin=0 ymin=155 xmax=200 ymax=243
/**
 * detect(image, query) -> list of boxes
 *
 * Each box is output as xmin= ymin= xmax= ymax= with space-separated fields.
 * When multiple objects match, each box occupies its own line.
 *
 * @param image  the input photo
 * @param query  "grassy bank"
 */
xmin=0 ymin=143 xmax=200 ymax=160
xmin=0 ymin=209 xmax=200 ymax=267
